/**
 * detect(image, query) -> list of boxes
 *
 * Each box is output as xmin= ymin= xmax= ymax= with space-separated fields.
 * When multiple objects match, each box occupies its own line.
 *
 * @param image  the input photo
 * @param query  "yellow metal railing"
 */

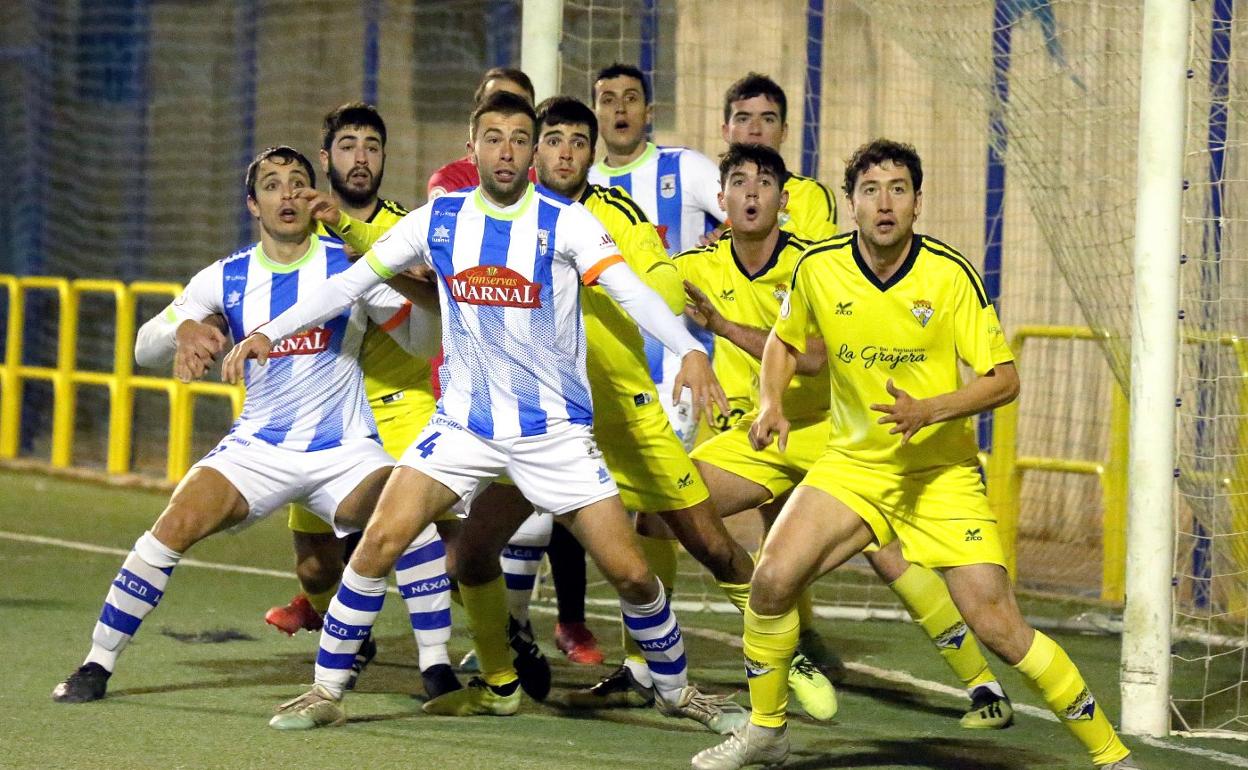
xmin=0 ymin=275 xmax=243 ymax=483
xmin=986 ymin=325 xmax=1130 ymax=602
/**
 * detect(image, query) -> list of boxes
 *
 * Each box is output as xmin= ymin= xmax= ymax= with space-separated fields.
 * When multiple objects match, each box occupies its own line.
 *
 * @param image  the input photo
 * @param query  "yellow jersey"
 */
xmin=775 ymin=232 xmax=1013 ymax=474
xmin=578 ymin=184 xmax=683 ymax=422
xmin=317 ymin=198 xmax=432 ymax=408
xmin=676 ymin=230 xmax=829 ymax=425
xmin=780 ymin=173 xmax=838 ymax=241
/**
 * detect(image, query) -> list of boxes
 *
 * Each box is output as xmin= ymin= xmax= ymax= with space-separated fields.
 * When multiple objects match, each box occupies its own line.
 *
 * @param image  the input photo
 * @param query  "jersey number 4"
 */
xmin=415 ymin=431 xmax=441 ymax=458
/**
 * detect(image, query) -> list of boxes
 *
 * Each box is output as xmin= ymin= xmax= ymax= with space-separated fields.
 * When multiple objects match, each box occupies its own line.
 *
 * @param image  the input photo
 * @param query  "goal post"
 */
xmin=1119 ymin=0 xmax=1189 ymax=739
xmin=522 ymin=0 xmax=565 ymax=102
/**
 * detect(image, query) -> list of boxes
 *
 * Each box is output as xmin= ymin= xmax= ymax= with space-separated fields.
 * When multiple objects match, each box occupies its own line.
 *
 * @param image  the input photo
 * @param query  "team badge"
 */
xmin=744 ymin=656 xmax=773 ymax=679
xmin=225 ymin=290 xmax=242 ymax=309
xmin=1064 ymin=688 xmax=1097 ymax=721
xmin=911 ymin=299 xmax=934 ymax=327
xmin=933 ymin=622 xmax=968 ymax=650
xmin=431 ymin=224 xmax=451 ymax=243
xmin=659 ymin=173 xmax=677 ymax=199
xmin=536 ymin=228 xmax=549 ymax=255
xmin=773 ymin=284 xmax=788 ymax=304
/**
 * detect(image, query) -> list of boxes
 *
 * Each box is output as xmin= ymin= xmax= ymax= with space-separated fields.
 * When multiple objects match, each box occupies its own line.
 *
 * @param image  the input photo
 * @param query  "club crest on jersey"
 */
xmin=660 ymin=173 xmax=677 ymax=199
xmin=773 ymin=284 xmax=789 ymax=304
xmin=225 ymin=290 xmax=242 ymax=309
xmin=911 ymin=299 xmax=934 ymax=327
xmin=431 ymin=224 xmax=452 ymax=243
xmin=449 ymin=265 xmax=541 ymax=308
xmin=269 ymin=326 xmax=332 ymax=358
xmin=536 ymin=228 xmax=550 ymax=255
xmin=1064 ymin=688 xmax=1097 ymax=721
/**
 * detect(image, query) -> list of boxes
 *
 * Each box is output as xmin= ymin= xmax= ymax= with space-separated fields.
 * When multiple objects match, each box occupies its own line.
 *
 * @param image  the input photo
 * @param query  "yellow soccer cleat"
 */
xmin=268 ymin=684 xmax=346 ymax=730
xmin=788 ymin=653 xmax=837 ymax=720
xmin=959 ymin=686 xmax=1014 ymax=730
xmin=422 ymin=676 xmax=521 ymax=716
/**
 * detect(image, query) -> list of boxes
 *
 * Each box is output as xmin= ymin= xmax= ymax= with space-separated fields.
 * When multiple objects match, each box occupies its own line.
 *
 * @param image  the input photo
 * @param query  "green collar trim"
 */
xmin=594 ymin=142 xmax=657 ymax=177
xmin=473 ymin=184 xmax=535 ymax=220
xmin=256 ymin=238 xmax=318 ymax=273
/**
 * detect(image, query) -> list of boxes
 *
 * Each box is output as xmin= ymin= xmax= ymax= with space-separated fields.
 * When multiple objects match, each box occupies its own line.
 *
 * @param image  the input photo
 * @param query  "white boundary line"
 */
xmin=6 ymin=529 xmax=1247 ymax=768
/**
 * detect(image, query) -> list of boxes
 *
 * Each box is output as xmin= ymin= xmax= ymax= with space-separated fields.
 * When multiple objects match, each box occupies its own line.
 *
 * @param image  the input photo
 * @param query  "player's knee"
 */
xmin=448 ymin=547 xmax=500 ymax=587
xmin=150 ymin=502 xmax=224 ymax=553
xmin=349 ymin=529 xmax=406 ymax=575
xmin=608 ymin=564 xmax=658 ymax=605
xmin=748 ymin=559 xmax=799 ymax=616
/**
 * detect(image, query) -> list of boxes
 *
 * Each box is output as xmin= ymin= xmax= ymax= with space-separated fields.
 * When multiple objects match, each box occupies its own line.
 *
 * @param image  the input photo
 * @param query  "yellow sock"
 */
xmin=1014 ymin=631 xmax=1129 ymax=765
xmin=639 ymin=534 xmax=679 ymax=594
xmin=717 ymin=580 xmax=751 ymax=613
xmin=459 ymin=578 xmax=517 ymax=688
xmin=795 ymin=586 xmax=816 ymax=630
xmin=305 ymin=587 xmax=335 ymax=616
xmin=743 ymin=605 xmax=799 ymax=728
xmin=889 ymin=565 xmax=995 ymax=689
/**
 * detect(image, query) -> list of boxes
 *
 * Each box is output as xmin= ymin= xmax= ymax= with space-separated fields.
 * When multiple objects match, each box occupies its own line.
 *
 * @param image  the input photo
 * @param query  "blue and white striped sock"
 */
xmin=396 ymin=524 xmax=452 ymax=671
xmin=85 ymin=531 xmax=181 ymax=672
xmin=501 ymin=513 xmax=552 ymax=624
xmin=315 ymin=566 xmax=386 ymax=698
xmin=621 ymin=581 xmax=688 ymax=705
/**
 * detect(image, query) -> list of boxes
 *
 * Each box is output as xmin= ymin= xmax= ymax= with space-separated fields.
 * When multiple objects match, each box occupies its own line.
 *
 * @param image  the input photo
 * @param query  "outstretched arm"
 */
xmin=683 ymin=279 xmax=827 ymax=374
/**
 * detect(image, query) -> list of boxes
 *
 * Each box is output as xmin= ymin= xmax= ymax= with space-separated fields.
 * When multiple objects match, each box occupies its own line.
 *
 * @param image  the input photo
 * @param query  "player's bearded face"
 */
xmin=535 ymin=124 xmax=593 ymax=198
xmin=472 ymin=112 xmax=536 ymax=205
xmin=720 ymin=162 xmax=784 ymax=237
xmin=326 ymin=126 xmax=384 ymax=207
xmin=247 ymin=159 xmax=313 ymax=242
xmin=594 ymin=76 xmax=650 ymax=155
xmin=850 ymin=161 xmax=922 ymax=252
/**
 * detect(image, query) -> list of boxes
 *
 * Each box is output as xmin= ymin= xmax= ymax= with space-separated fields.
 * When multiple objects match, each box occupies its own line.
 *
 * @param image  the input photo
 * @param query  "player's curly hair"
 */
xmin=245 ymin=146 xmax=315 ymax=199
xmin=843 ymin=139 xmax=923 ymax=197
xmin=718 ymin=143 xmax=788 ymax=187
xmin=537 ymin=96 xmax=599 ymax=149
xmin=722 ymin=72 xmax=786 ymax=124
xmin=321 ymin=102 xmax=386 ymax=152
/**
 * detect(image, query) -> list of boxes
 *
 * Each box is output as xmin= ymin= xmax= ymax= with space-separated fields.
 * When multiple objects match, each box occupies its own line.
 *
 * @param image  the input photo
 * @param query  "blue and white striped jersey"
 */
xmin=367 ymin=184 xmax=625 ymax=440
xmin=588 ymin=142 xmax=725 ymax=255
xmin=166 ymin=237 xmax=414 ymax=452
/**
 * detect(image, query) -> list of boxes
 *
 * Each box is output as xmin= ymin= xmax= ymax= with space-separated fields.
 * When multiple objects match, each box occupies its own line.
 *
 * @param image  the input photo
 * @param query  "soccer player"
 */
xmin=262 ymin=103 xmax=460 ymax=699
xmin=588 ymin=62 xmax=725 ymax=448
xmin=50 ymin=146 xmax=440 ymax=704
xmin=691 ymin=139 xmax=1136 ymax=770
xmin=720 ymin=72 xmax=838 ymax=241
xmin=224 ymin=92 xmax=732 ymax=731
xmin=682 ymin=143 xmax=1013 ymax=728
xmin=426 ymin=67 xmax=538 ymax=201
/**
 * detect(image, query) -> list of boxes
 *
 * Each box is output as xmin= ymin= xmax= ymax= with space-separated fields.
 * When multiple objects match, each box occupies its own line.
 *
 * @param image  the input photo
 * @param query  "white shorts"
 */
xmin=398 ymin=414 xmax=619 ymax=516
xmin=194 ymin=434 xmax=393 ymax=536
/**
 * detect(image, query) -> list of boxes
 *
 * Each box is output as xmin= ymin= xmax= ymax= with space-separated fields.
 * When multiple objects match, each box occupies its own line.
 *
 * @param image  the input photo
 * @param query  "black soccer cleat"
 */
xmin=345 ymin=633 xmax=377 ymax=691
xmin=508 ymin=617 xmax=551 ymax=702
xmin=52 ymin=663 xmax=111 ymax=703
xmin=420 ymin=663 xmax=463 ymax=700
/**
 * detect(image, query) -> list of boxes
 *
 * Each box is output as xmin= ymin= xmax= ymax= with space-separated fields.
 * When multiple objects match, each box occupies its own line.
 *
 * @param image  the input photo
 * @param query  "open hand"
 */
xmin=683 ymin=280 xmax=725 ymax=335
xmin=748 ymin=404 xmax=790 ymax=451
xmin=870 ymin=378 xmax=932 ymax=444
xmin=173 ymin=319 xmax=227 ymax=383
xmin=221 ymin=332 xmax=273 ymax=384
xmin=671 ymin=350 xmax=730 ymax=427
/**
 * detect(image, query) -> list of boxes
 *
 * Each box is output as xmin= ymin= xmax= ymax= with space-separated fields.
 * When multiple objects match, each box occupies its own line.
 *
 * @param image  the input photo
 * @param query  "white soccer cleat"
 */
xmin=657 ymin=685 xmax=750 ymax=734
xmin=268 ymin=684 xmax=346 ymax=730
xmin=691 ymin=722 xmax=789 ymax=770
xmin=1098 ymin=756 xmax=1143 ymax=769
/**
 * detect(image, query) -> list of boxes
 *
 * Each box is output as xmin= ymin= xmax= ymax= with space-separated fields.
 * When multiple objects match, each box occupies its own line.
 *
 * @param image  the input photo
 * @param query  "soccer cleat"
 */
xmin=960 ymin=685 xmax=1014 ymax=729
xmin=51 ymin=663 xmax=111 ymax=703
xmin=787 ymin=653 xmax=837 ymax=720
xmin=566 ymin=663 xmax=655 ymax=708
xmin=509 ymin=617 xmax=552 ymax=702
xmin=555 ymin=621 xmax=606 ymax=665
xmin=1098 ymin=757 xmax=1143 ymax=769
xmin=420 ymin=663 xmax=463 ymax=700
xmin=264 ymin=593 xmax=323 ymax=635
xmin=797 ymin=627 xmax=846 ymax=683
xmin=656 ymin=685 xmax=750 ymax=735
xmin=422 ymin=676 xmax=521 ymax=716
xmin=344 ymin=633 xmax=376 ymax=691
xmin=459 ymin=649 xmax=480 ymax=673
xmin=691 ymin=723 xmax=790 ymax=770
xmin=268 ymin=684 xmax=346 ymax=730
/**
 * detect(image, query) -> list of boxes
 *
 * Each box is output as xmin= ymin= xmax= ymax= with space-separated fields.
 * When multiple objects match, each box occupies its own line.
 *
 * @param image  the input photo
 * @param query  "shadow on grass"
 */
xmin=786 ymin=736 xmax=1061 ymax=769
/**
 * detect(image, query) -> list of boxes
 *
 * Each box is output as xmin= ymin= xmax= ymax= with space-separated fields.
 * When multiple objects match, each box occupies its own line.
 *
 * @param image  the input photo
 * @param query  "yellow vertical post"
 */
xmin=108 ymin=283 xmax=135 ymax=475
xmin=1101 ymin=383 xmax=1130 ymax=602
xmin=0 ymin=276 xmax=22 ymax=458
xmin=167 ymin=381 xmax=192 ymax=482
xmin=50 ymin=279 xmax=77 ymax=468
xmin=988 ymin=397 xmax=1023 ymax=580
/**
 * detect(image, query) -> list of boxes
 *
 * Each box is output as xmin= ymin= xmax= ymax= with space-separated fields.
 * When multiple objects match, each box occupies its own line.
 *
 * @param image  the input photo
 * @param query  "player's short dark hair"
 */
xmin=723 ymin=72 xmax=787 ymax=124
xmin=245 ymin=145 xmax=316 ymax=199
xmin=321 ymin=102 xmax=387 ymax=152
xmin=843 ymin=139 xmax=924 ymax=197
xmin=719 ymin=143 xmax=788 ymax=187
xmin=593 ymin=62 xmax=651 ymax=104
xmin=536 ymin=96 xmax=599 ymax=149
xmin=470 ymin=90 xmax=539 ymax=140
xmin=473 ymin=67 xmax=536 ymax=105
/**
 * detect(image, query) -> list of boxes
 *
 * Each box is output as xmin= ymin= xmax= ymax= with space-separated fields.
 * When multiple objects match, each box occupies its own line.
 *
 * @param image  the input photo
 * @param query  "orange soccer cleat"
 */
xmin=555 ymin=621 xmax=605 ymax=665
xmin=265 ymin=593 xmax=323 ymax=635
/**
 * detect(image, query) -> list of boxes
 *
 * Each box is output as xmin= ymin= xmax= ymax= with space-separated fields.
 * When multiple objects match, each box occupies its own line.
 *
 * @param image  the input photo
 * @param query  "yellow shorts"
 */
xmin=690 ymin=416 xmax=829 ymax=501
xmin=288 ymin=390 xmax=437 ymax=534
xmin=598 ymin=399 xmax=710 ymax=513
xmin=799 ymin=454 xmax=1005 ymax=569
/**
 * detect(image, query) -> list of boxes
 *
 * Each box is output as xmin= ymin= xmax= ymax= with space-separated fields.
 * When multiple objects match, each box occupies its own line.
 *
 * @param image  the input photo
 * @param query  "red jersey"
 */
xmin=426 ymin=154 xmax=537 ymax=201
